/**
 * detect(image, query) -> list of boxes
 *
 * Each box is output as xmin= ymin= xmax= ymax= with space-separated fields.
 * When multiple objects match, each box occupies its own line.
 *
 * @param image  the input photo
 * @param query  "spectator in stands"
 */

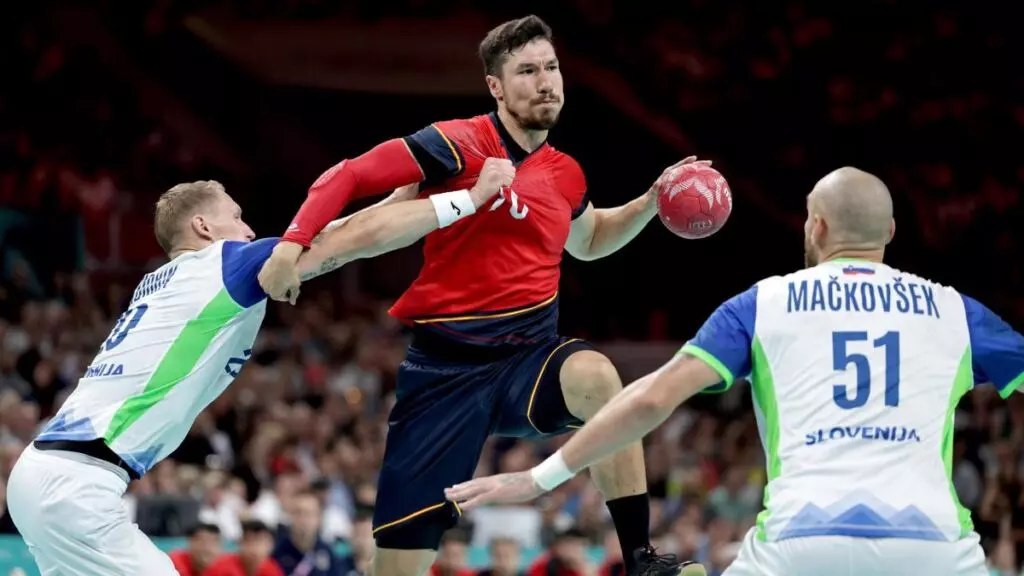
xmin=989 ymin=522 xmax=1019 ymax=576
xmin=477 ymin=537 xmax=522 ymax=576
xmin=205 ymin=520 xmax=285 ymax=576
xmin=310 ymin=475 xmax=353 ymax=542
xmin=342 ymin=508 xmax=375 ymax=575
xmin=704 ymin=466 xmax=760 ymax=524
xmin=198 ymin=469 xmax=248 ymax=542
xmin=525 ymin=529 xmax=594 ymax=576
xmin=431 ymin=530 xmax=475 ymax=576
xmin=169 ymin=523 xmax=223 ymax=576
xmin=272 ymin=489 xmax=347 ymax=575
xmin=251 ymin=469 xmax=304 ymax=532
xmin=694 ymin=517 xmax=739 ymax=575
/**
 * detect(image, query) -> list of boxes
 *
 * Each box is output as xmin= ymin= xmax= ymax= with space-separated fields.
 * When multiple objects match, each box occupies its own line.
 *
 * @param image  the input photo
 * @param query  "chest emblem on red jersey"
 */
xmin=488 ymin=187 xmax=529 ymax=220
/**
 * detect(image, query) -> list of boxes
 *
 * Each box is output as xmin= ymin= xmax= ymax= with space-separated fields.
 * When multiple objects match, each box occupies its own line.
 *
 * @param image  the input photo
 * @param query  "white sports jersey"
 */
xmin=682 ymin=258 xmax=1024 ymax=544
xmin=36 ymin=238 xmax=279 ymax=477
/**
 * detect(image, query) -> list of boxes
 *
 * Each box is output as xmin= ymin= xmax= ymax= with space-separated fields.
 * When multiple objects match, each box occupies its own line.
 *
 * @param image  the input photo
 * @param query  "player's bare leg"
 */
xmin=560 ymin=350 xmax=706 ymax=576
xmin=367 ymin=548 xmax=435 ymax=576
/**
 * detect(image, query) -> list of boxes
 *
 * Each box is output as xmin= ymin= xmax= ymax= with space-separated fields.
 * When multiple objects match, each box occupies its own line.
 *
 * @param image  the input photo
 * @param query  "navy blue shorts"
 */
xmin=372 ymin=331 xmax=595 ymax=550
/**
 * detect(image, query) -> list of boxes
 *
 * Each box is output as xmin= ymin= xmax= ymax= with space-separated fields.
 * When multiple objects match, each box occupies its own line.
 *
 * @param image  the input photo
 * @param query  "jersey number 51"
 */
xmin=832 ymin=331 xmax=900 ymax=409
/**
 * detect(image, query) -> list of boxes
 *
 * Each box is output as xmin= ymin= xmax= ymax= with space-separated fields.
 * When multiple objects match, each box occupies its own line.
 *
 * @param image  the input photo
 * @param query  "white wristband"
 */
xmin=530 ymin=450 xmax=575 ymax=491
xmin=430 ymin=190 xmax=476 ymax=228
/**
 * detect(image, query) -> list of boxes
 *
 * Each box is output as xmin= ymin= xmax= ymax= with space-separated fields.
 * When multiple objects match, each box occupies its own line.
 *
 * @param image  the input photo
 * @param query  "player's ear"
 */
xmin=812 ymin=214 xmax=828 ymax=246
xmin=886 ymin=219 xmax=895 ymax=245
xmin=190 ymin=214 xmax=214 ymax=242
xmin=485 ymin=75 xmax=503 ymax=101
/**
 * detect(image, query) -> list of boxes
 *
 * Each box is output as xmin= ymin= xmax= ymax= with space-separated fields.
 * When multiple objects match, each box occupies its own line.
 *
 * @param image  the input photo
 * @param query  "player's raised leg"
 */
xmin=558 ymin=349 xmax=705 ymax=576
xmin=558 ymin=352 xmax=647 ymax=540
xmin=491 ymin=337 xmax=703 ymax=576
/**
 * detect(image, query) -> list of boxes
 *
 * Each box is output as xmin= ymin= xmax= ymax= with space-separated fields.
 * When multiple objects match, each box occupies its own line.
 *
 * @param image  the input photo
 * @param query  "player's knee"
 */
xmin=559 ymin=350 xmax=623 ymax=420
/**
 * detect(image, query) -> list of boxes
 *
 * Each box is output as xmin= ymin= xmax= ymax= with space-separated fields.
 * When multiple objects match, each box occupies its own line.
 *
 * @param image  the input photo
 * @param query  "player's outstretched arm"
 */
xmin=257 ymin=139 xmax=427 ymax=302
xmin=295 ymin=185 xmax=441 ymax=281
xmin=565 ymin=157 xmax=708 ymax=261
xmin=553 ymin=352 xmax=721 ymax=471
xmin=261 ymin=120 xmax=479 ymax=302
xmin=306 ymin=183 xmax=422 ymax=247
xmin=285 ymin=140 xmax=427 ymax=248
xmin=444 ymin=353 xmax=721 ymax=508
xmin=962 ymin=295 xmax=1024 ymax=398
xmin=295 ymin=159 xmax=515 ymax=282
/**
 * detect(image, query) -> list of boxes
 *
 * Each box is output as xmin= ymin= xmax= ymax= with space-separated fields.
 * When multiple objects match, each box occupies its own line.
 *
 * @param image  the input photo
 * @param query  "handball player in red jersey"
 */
xmin=259 ymin=15 xmax=707 ymax=576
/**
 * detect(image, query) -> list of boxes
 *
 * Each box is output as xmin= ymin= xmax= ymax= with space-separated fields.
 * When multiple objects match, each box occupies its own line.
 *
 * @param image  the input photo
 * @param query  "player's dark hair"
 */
xmin=240 ymin=519 xmax=272 ymax=537
xmin=354 ymin=503 xmax=375 ymax=521
xmin=478 ymin=15 xmax=554 ymax=76
xmin=187 ymin=522 xmax=221 ymax=538
xmin=552 ymin=527 xmax=587 ymax=542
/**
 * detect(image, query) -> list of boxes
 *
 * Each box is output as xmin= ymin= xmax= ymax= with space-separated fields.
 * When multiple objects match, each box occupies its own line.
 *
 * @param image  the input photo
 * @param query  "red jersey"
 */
xmin=523 ymin=554 xmax=624 ymax=576
xmin=389 ymin=113 xmax=588 ymax=341
xmin=168 ymin=549 xmax=199 ymax=576
xmin=524 ymin=553 xmax=587 ymax=576
xmin=203 ymin=554 xmax=285 ymax=576
xmin=429 ymin=565 xmax=476 ymax=576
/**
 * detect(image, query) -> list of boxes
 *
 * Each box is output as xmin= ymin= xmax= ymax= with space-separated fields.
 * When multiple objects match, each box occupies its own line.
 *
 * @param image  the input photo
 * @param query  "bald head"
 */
xmin=808 ymin=167 xmax=893 ymax=248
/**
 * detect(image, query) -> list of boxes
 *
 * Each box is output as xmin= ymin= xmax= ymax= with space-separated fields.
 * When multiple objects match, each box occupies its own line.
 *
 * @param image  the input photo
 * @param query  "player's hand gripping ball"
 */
xmin=656 ymin=162 xmax=733 ymax=239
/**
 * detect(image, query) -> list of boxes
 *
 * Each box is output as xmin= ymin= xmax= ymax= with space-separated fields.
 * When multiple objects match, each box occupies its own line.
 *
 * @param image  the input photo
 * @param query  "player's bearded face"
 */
xmin=498 ymin=40 xmax=564 ymax=131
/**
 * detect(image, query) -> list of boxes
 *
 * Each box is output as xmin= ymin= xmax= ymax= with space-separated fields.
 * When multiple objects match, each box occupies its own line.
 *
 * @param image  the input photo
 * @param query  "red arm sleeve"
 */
xmin=281 ymin=138 xmax=424 ymax=247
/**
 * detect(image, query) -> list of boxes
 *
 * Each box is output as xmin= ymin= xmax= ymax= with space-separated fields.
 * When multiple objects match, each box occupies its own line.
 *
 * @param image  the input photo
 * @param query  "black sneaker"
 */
xmin=630 ymin=546 xmax=707 ymax=576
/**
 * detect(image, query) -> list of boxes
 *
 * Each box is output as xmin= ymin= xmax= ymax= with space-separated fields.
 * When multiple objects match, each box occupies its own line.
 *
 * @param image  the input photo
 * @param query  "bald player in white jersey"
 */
xmin=5 ymin=174 xmax=506 ymax=575
xmin=445 ymin=167 xmax=1023 ymax=576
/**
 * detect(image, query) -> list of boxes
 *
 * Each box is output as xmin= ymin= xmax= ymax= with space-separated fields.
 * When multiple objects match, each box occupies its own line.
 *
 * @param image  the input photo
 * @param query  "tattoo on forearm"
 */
xmin=320 ymin=256 xmax=344 ymax=274
xmin=301 ymin=255 xmax=345 ymax=280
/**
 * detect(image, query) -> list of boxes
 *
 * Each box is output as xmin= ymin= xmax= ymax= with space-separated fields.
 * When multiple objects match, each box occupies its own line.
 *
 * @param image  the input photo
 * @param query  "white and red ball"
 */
xmin=656 ymin=163 xmax=733 ymax=239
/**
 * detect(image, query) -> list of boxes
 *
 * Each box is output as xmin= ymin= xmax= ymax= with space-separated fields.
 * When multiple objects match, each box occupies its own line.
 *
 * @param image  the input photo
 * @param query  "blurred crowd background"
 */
xmin=1 ymin=1 xmax=1023 ymax=575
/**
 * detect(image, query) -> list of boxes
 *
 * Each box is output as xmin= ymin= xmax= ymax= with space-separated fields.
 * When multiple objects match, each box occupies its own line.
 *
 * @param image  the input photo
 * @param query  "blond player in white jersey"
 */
xmin=445 ymin=167 xmax=1023 ymax=576
xmin=5 ymin=162 xmax=512 ymax=576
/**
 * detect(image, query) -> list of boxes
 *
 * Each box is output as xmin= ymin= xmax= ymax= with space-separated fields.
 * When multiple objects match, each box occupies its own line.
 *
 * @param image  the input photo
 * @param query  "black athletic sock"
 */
xmin=606 ymin=492 xmax=651 ymax=572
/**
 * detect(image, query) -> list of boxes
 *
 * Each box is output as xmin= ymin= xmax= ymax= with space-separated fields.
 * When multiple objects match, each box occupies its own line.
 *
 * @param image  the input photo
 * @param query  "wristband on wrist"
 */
xmin=430 ymin=190 xmax=476 ymax=228
xmin=530 ymin=450 xmax=575 ymax=491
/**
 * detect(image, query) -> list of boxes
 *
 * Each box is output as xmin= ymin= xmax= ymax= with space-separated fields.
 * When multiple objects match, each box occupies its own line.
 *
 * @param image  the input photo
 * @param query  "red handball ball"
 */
xmin=656 ymin=163 xmax=733 ymax=239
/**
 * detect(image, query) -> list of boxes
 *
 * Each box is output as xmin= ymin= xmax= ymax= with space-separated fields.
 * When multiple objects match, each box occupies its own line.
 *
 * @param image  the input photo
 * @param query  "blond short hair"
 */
xmin=154 ymin=180 xmax=225 ymax=254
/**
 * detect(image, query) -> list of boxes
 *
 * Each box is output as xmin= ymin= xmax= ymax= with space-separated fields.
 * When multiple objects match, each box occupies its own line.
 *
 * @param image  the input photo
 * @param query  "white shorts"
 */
xmin=5 ymin=445 xmax=178 ymax=576
xmin=724 ymin=527 xmax=988 ymax=576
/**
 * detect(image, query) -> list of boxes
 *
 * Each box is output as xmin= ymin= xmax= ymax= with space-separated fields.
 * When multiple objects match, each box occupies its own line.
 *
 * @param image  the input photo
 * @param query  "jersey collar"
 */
xmin=489 ymin=112 xmax=548 ymax=166
xmin=827 ymin=257 xmax=876 ymax=263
